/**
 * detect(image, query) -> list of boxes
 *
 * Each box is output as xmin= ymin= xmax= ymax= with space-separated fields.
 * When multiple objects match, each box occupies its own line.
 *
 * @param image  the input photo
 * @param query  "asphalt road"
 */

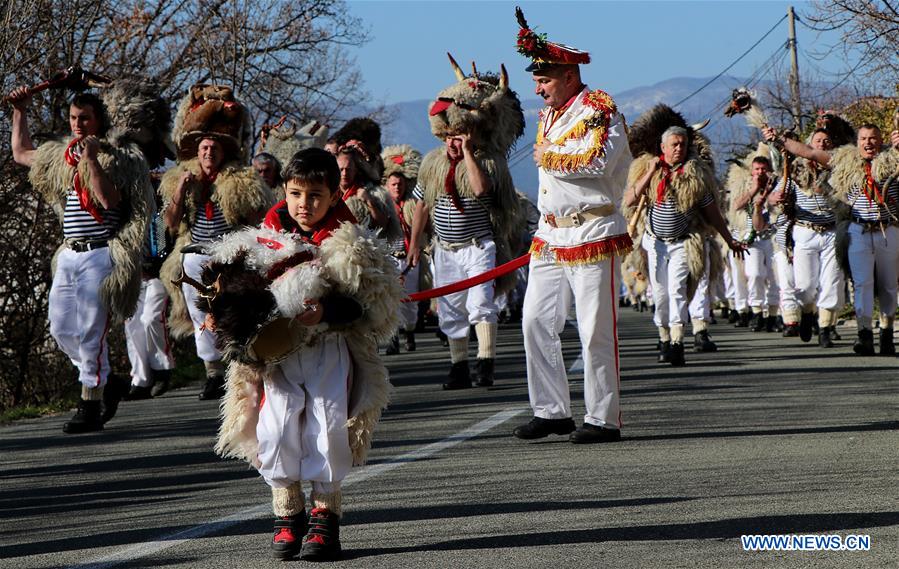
xmin=1 ymin=308 xmax=896 ymax=569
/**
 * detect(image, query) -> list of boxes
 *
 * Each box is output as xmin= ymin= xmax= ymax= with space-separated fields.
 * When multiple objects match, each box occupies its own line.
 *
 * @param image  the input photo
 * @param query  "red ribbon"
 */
xmin=444 ymin=157 xmax=465 ymax=212
xmin=655 ymin=157 xmax=683 ymax=203
xmin=199 ymin=172 xmax=218 ymax=220
xmin=404 ymin=253 xmax=530 ymax=303
xmin=342 ymin=185 xmax=361 ymax=201
xmin=862 ymin=162 xmax=884 ymax=206
xmin=64 ymin=139 xmax=103 ymax=223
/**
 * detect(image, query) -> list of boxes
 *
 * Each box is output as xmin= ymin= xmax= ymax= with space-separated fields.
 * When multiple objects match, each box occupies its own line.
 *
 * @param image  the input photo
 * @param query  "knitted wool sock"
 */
xmin=818 ymin=308 xmax=836 ymax=328
xmin=474 ymin=322 xmax=497 ymax=360
xmin=82 ymin=385 xmax=104 ymax=401
xmin=659 ymin=326 xmax=671 ymax=342
xmin=691 ymin=318 xmax=708 ymax=333
xmin=448 ymin=337 xmax=468 ymax=364
xmin=670 ymin=324 xmax=685 ymax=343
xmin=204 ymin=359 xmax=225 ymax=377
xmin=310 ymin=485 xmax=342 ymax=517
xmin=272 ymin=482 xmax=306 ymax=517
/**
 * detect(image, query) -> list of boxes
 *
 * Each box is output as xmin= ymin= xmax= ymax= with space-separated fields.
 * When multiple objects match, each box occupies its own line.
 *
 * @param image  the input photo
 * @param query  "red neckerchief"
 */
xmin=395 ymin=199 xmax=412 ymax=250
xmin=542 ymin=86 xmax=584 ymax=139
xmin=862 ymin=161 xmax=885 ymax=206
xmin=656 ymin=156 xmax=684 ymax=203
xmin=64 ymin=138 xmax=104 ymax=223
xmin=342 ymin=185 xmax=361 ymax=201
xmin=199 ymin=171 xmax=218 ymax=220
xmin=444 ymin=157 xmax=465 ymax=212
xmin=264 ymin=199 xmax=358 ymax=246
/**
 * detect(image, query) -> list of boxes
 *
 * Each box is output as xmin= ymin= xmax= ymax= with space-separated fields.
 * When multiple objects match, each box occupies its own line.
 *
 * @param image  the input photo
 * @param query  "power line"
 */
xmin=673 ymin=14 xmax=788 ymax=109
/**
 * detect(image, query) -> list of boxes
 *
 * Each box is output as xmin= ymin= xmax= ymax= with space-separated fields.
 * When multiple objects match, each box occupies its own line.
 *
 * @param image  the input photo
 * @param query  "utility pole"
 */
xmin=787 ymin=6 xmax=802 ymax=131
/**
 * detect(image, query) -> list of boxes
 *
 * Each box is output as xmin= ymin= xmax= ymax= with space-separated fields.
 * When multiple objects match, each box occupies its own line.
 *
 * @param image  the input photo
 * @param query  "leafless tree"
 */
xmin=0 ymin=0 xmax=378 ymax=411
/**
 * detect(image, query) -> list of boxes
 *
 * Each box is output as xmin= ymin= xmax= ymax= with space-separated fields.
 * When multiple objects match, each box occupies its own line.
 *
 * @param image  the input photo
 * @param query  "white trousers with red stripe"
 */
xmin=523 ymin=254 xmax=622 ymax=429
xmin=256 ymin=334 xmax=353 ymax=489
xmin=847 ymin=223 xmax=899 ymax=324
xmin=125 ymin=278 xmax=175 ymax=387
xmin=745 ymin=238 xmax=780 ymax=309
xmin=182 ymin=252 xmax=223 ymax=363
xmin=49 ymin=246 xmax=113 ymax=388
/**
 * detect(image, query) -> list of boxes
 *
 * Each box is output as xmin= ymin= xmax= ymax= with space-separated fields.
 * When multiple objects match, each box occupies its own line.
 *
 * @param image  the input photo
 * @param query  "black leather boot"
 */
xmin=669 ymin=342 xmax=686 ymax=366
xmin=879 ymin=328 xmax=895 ymax=356
xmin=818 ymin=326 xmax=834 ymax=348
xmin=853 ymin=329 xmax=875 ymax=356
xmin=658 ymin=340 xmax=671 ymax=363
xmin=694 ymin=330 xmax=717 ymax=352
xmin=403 ymin=330 xmax=416 ymax=352
xmin=442 ymin=361 xmax=471 ymax=390
xmin=63 ymin=400 xmax=103 ymax=434
xmin=475 ymin=358 xmax=494 ymax=387
xmin=385 ymin=335 xmax=400 ymax=355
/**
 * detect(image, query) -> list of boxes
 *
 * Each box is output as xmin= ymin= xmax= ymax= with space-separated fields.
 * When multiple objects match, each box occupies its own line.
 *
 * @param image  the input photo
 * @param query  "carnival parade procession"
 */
xmin=0 ymin=1 xmax=897 ymax=567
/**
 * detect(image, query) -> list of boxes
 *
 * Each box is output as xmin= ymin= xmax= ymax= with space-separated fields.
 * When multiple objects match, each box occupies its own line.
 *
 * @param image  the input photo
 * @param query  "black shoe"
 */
xmin=657 ymin=340 xmax=671 ymax=363
xmin=813 ymin=321 xmax=820 ymax=336
xmin=436 ymin=330 xmax=449 ymax=347
xmin=765 ymin=315 xmax=776 ymax=332
xmin=403 ymin=331 xmax=416 ymax=352
xmin=818 ymin=327 xmax=834 ymax=348
xmin=63 ymin=400 xmax=103 ymax=434
xmin=750 ymin=312 xmax=765 ymax=332
xmin=474 ymin=358 xmax=494 ymax=387
xmin=694 ymin=330 xmax=717 ymax=352
xmin=734 ymin=312 xmax=750 ymax=328
xmin=879 ymin=328 xmax=895 ymax=356
xmin=385 ymin=335 xmax=400 ymax=355
xmin=669 ymin=342 xmax=685 ymax=366
xmin=853 ymin=329 xmax=875 ymax=356
xmin=125 ymin=385 xmax=153 ymax=400
xmin=512 ymin=416 xmax=576 ymax=440
xmin=199 ymin=375 xmax=226 ymax=400
xmin=442 ymin=361 xmax=471 ymax=390
xmin=640 ymin=300 xmax=648 ymax=313
xmin=829 ymin=326 xmax=842 ymax=340
xmin=150 ymin=370 xmax=172 ymax=397
xmin=799 ymin=312 xmax=815 ymax=343
xmin=569 ymin=423 xmax=622 ymax=444
xmin=720 ymin=306 xmax=731 ymax=320
xmin=300 ymin=508 xmax=341 ymax=562
xmin=101 ymin=374 xmax=129 ymax=424
xmin=727 ymin=310 xmax=739 ymax=324
xmin=272 ymin=514 xmax=307 ymax=561
xmin=782 ymin=323 xmax=799 ymax=337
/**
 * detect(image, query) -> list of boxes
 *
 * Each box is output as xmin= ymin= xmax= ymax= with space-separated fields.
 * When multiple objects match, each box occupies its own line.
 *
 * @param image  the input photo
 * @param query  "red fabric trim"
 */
xmin=96 ymin=314 xmax=111 ymax=388
xmin=544 ymin=42 xmax=590 ymax=65
xmin=530 ymin=234 xmax=633 ymax=264
xmin=610 ymin=255 xmax=622 ymax=429
xmin=444 ymin=157 xmax=464 ymax=212
xmin=862 ymin=162 xmax=884 ymax=206
xmin=199 ymin=172 xmax=218 ymax=221
xmin=161 ymin=296 xmax=173 ymax=360
xmin=656 ymin=157 xmax=684 ymax=203
xmin=263 ymin=200 xmax=357 ymax=245
xmin=429 ymin=99 xmax=453 ymax=116
xmin=404 ymin=253 xmax=530 ymax=302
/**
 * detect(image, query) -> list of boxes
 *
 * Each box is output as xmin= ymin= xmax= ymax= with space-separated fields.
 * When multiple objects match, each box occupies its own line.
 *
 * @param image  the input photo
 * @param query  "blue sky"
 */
xmin=346 ymin=0 xmax=854 ymax=104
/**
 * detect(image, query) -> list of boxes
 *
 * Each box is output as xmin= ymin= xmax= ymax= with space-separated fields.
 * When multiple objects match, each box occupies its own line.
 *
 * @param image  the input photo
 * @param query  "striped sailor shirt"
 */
xmin=190 ymin=201 xmax=231 ymax=243
xmin=62 ymin=188 xmax=121 ymax=240
xmin=647 ymin=191 xmax=714 ymax=241
xmin=413 ymin=183 xmax=494 ymax=243
xmin=847 ymin=179 xmax=899 ymax=223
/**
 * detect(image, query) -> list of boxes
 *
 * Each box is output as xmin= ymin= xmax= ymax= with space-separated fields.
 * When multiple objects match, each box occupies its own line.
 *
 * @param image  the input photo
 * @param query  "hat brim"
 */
xmin=178 ymin=131 xmax=242 ymax=162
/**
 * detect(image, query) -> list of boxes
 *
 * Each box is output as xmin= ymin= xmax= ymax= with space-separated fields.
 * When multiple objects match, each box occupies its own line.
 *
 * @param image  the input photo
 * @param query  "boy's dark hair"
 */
xmin=751 ymin=155 xmax=772 ymax=169
xmin=70 ymin=92 xmax=110 ymax=136
xmin=283 ymin=148 xmax=339 ymax=193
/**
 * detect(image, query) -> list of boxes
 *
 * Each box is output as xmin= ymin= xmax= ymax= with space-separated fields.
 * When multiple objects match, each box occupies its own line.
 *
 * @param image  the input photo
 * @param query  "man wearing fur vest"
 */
xmin=624 ymin=125 xmax=743 ymax=367
xmin=789 ymin=123 xmax=899 ymax=355
xmin=408 ymin=55 xmax=524 ymax=390
xmin=509 ymin=8 xmax=628 ymax=443
xmin=160 ymin=85 xmax=274 ymax=400
xmin=382 ymin=144 xmax=424 ymax=354
xmin=8 ymin=81 xmax=158 ymax=433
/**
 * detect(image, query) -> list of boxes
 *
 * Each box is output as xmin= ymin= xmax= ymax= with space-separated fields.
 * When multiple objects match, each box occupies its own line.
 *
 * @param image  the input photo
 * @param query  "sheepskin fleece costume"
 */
xmin=829 ymin=144 xmax=899 ymax=276
xmin=29 ymin=139 xmax=154 ymax=322
xmin=158 ymin=159 xmax=274 ymax=337
xmin=625 ymin=140 xmax=724 ymax=299
xmin=212 ymin=222 xmax=404 ymax=467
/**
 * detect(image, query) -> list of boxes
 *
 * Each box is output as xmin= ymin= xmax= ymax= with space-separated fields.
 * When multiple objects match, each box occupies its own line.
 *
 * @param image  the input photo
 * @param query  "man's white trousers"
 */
xmin=432 ymin=238 xmax=498 ymax=340
xmin=125 ymin=278 xmax=175 ymax=387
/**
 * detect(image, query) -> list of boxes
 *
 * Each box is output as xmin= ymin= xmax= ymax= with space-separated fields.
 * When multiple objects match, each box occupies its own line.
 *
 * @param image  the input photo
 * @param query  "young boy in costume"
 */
xmin=201 ymin=148 xmax=402 ymax=561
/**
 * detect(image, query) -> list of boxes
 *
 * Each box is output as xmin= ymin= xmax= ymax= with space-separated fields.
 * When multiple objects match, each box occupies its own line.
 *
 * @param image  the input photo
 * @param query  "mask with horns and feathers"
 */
xmin=428 ymin=53 xmax=525 ymax=157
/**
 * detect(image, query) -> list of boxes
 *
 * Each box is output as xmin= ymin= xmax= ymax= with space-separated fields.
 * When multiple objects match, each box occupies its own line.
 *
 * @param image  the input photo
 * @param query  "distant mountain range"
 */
xmin=378 ymin=75 xmax=774 ymax=200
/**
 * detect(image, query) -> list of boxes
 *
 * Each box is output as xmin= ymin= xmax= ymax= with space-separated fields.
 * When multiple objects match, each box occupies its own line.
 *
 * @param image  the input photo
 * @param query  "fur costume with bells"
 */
xmin=417 ymin=54 xmax=525 ymax=294
xmin=202 ymin=224 xmax=405 ymax=467
xmin=623 ymin=104 xmax=723 ymax=298
xmin=159 ymin=84 xmax=274 ymax=338
xmin=28 ymin=77 xmax=165 ymax=322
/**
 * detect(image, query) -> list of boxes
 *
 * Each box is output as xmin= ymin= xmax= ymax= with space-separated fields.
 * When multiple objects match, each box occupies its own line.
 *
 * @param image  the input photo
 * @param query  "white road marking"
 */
xmin=68 ymin=408 xmax=526 ymax=569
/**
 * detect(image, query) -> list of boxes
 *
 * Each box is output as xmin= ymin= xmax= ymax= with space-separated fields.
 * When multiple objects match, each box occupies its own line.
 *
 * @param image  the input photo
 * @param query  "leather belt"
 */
xmin=794 ymin=220 xmax=835 ymax=233
xmin=435 ymin=237 xmax=487 ymax=251
xmin=851 ymin=217 xmax=897 ymax=233
xmin=67 ymin=239 xmax=109 ymax=252
xmin=544 ymin=204 xmax=616 ymax=228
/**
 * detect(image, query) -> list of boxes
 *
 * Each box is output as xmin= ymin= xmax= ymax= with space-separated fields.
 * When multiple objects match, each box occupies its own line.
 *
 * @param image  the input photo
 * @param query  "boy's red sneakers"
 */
xmin=300 ymin=507 xmax=342 ymax=561
xmin=271 ymin=514 xmax=306 ymax=560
